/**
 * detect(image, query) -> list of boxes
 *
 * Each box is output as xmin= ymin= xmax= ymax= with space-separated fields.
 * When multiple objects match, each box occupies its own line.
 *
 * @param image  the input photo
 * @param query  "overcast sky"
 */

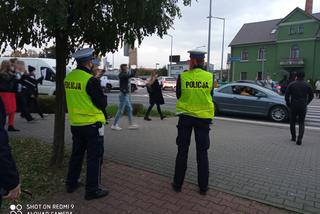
xmin=2 ymin=1 xmax=319 ymax=69
xmin=109 ymin=0 xmax=320 ymax=69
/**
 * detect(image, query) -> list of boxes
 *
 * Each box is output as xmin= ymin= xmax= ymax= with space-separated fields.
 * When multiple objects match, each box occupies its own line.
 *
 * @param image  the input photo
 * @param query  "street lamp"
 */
xmin=167 ymin=34 xmax=173 ymax=76
xmin=155 ymin=63 xmax=160 ymax=70
xmin=213 ymin=16 xmax=225 ymax=80
xmin=207 ymin=0 xmax=213 ymax=72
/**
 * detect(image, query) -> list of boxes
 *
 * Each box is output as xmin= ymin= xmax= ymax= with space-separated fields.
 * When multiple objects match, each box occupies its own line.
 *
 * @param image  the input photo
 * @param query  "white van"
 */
xmin=0 ymin=57 xmax=71 ymax=96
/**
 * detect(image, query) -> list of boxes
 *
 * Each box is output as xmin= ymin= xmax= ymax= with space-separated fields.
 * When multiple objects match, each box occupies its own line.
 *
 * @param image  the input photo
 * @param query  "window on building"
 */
xmin=289 ymin=25 xmax=296 ymax=35
xmin=241 ymin=50 xmax=249 ymax=61
xmin=240 ymin=72 xmax=247 ymax=80
xmin=258 ymin=48 xmax=266 ymax=60
xmin=298 ymin=24 xmax=304 ymax=34
xmin=291 ymin=45 xmax=300 ymax=59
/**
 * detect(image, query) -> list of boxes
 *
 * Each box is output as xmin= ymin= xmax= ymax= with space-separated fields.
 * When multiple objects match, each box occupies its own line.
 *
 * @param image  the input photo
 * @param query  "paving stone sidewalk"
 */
xmin=11 ymin=115 xmax=320 ymax=214
xmin=13 ymin=162 xmax=290 ymax=214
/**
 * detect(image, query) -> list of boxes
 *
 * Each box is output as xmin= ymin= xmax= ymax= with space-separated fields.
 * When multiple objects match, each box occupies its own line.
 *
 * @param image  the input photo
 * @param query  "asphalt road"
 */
xmin=11 ymin=114 xmax=320 ymax=214
xmin=106 ymin=87 xmax=320 ymax=128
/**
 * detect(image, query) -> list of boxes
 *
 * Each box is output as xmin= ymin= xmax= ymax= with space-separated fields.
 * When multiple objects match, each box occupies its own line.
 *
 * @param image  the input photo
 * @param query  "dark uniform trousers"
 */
xmin=66 ymin=123 xmax=104 ymax=193
xmin=174 ymin=115 xmax=211 ymax=190
xmin=289 ymin=105 xmax=307 ymax=140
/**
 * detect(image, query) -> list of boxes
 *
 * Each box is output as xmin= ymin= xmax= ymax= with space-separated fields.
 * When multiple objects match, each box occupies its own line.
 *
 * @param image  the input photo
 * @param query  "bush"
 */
xmin=36 ymin=95 xmax=57 ymax=113
xmin=132 ymin=103 xmax=144 ymax=115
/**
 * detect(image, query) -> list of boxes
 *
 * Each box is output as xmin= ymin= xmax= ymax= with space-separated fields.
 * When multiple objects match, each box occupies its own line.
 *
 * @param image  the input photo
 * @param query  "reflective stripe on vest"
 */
xmin=64 ymin=69 xmax=106 ymax=126
xmin=176 ymin=68 xmax=215 ymax=119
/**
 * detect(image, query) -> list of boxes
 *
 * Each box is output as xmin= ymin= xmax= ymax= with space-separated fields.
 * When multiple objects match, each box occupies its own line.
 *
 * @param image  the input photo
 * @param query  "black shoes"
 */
xmin=144 ymin=117 xmax=152 ymax=121
xmin=296 ymin=139 xmax=302 ymax=145
xmin=161 ymin=116 xmax=167 ymax=120
xmin=199 ymin=188 xmax=208 ymax=195
xmin=171 ymin=183 xmax=182 ymax=192
xmin=85 ymin=188 xmax=109 ymax=200
xmin=291 ymin=137 xmax=296 ymax=142
xmin=8 ymin=126 xmax=20 ymax=132
xmin=66 ymin=182 xmax=83 ymax=193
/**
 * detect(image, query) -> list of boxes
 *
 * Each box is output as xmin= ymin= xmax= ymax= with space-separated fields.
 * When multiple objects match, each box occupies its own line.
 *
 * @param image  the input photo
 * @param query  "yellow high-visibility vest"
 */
xmin=64 ymin=69 xmax=106 ymax=126
xmin=176 ymin=68 xmax=214 ymax=119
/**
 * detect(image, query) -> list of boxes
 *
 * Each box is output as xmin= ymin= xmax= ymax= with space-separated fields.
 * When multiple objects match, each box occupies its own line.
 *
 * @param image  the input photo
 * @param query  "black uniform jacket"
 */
xmin=285 ymin=80 xmax=314 ymax=108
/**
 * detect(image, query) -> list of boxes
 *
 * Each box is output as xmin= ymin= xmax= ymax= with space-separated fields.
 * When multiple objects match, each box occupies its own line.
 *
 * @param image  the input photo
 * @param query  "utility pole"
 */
xmin=207 ymin=0 xmax=213 ymax=72
xmin=167 ymin=34 xmax=173 ymax=76
xmin=213 ymin=17 xmax=225 ymax=80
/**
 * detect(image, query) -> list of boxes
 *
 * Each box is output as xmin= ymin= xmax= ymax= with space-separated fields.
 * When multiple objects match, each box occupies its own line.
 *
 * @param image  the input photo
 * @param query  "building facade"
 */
xmin=229 ymin=7 xmax=320 ymax=82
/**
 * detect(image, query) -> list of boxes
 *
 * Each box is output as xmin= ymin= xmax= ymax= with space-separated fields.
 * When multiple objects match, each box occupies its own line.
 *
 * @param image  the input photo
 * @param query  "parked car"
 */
xmin=100 ymin=75 xmax=108 ymax=93
xmin=103 ymin=74 xmax=137 ymax=93
xmin=131 ymin=77 xmax=146 ymax=87
xmin=213 ymin=82 xmax=289 ymax=122
xmin=158 ymin=76 xmax=176 ymax=90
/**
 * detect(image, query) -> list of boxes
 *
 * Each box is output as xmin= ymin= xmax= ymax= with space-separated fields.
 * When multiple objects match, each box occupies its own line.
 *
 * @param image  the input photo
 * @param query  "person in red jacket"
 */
xmin=0 ymin=60 xmax=19 ymax=131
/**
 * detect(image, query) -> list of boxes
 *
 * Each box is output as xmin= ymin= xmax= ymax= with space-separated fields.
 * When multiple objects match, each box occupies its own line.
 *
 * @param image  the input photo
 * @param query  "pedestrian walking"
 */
xmin=15 ymin=61 xmax=35 ymax=122
xmin=65 ymin=48 xmax=109 ymax=200
xmin=111 ymin=64 xmax=138 ymax=130
xmin=0 ymin=60 xmax=19 ymax=131
xmin=144 ymin=70 xmax=165 ymax=121
xmin=173 ymin=49 xmax=214 ymax=195
xmin=315 ymin=79 xmax=320 ymax=98
xmin=285 ymin=71 xmax=314 ymax=145
xmin=0 ymin=97 xmax=21 ymax=208
xmin=27 ymin=66 xmax=44 ymax=119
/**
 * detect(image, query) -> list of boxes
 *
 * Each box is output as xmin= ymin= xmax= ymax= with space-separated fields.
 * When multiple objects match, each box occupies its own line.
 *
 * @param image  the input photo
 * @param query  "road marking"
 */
xmin=214 ymin=117 xmax=320 ymax=131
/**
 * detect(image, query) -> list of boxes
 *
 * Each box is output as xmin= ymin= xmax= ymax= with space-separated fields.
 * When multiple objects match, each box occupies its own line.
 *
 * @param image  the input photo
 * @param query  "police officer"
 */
xmin=65 ymin=48 xmax=109 ymax=200
xmin=285 ymin=71 xmax=313 ymax=145
xmin=0 ymin=97 xmax=21 ymax=207
xmin=172 ymin=49 xmax=214 ymax=195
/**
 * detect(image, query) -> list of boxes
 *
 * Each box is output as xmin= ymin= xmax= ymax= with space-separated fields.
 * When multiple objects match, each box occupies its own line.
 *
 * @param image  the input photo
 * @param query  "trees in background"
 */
xmin=0 ymin=0 xmax=192 ymax=166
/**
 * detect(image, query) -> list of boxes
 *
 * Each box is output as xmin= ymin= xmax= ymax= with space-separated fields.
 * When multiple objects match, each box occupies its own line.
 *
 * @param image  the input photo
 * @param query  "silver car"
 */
xmin=213 ymin=82 xmax=288 ymax=122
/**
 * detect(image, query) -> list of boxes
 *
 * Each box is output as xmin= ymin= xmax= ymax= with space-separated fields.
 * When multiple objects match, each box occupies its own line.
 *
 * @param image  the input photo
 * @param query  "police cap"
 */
xmin=188 ymin=49 xmax=207 ymax=59
xmin=72 ymin=48 xmax=94 ymax=63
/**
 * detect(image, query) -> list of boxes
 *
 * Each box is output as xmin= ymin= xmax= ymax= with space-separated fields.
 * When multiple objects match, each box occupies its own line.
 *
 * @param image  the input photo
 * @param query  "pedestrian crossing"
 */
xmin=132 ymin=92 xmax=176 ymax=99
xmin=306 ymin=100 xmax=320 ymax=127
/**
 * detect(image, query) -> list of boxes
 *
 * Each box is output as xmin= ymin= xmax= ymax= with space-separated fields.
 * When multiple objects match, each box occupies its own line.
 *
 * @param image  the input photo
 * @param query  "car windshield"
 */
xmin=108 ymin=75 xmax=119 ymax=80
xmin=165 ymin=78 xmax=175 ymax=81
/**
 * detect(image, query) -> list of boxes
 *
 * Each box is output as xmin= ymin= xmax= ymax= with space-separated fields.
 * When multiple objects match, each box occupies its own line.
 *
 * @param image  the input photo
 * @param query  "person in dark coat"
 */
xmin=285 ymin=71 xmax=314 ymax=145
xmin=26 ymin=66 xmax=44 ymax=119
xmin=15 ymin=61 xmax=35 ymax=122
xmin=144 ymin=70 xmax=165 ymax=121
xmin=0 ymin=97 xmax=21 ymax=208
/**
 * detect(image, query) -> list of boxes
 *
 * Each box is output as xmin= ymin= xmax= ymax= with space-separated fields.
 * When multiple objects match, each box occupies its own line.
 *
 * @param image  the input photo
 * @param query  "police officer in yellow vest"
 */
xmin=65 ymin=48 xmax=109 ymax=200
xmin=172 ymin=49 xmax=214 ymax=195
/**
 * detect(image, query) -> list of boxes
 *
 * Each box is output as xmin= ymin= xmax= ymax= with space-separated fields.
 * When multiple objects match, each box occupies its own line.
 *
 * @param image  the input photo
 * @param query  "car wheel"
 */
xmin=106 ymin=84 xmax=112 ymax=93
xmin=131 ymin=85 xmax=137 ymax=93
xmin=269 ymin=105 xmax=288 ymax=122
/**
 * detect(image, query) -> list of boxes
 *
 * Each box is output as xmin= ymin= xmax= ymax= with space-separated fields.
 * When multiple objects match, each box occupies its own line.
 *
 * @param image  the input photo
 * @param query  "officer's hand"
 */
xmin=3 ymin=184 xmax=21 ymax=200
